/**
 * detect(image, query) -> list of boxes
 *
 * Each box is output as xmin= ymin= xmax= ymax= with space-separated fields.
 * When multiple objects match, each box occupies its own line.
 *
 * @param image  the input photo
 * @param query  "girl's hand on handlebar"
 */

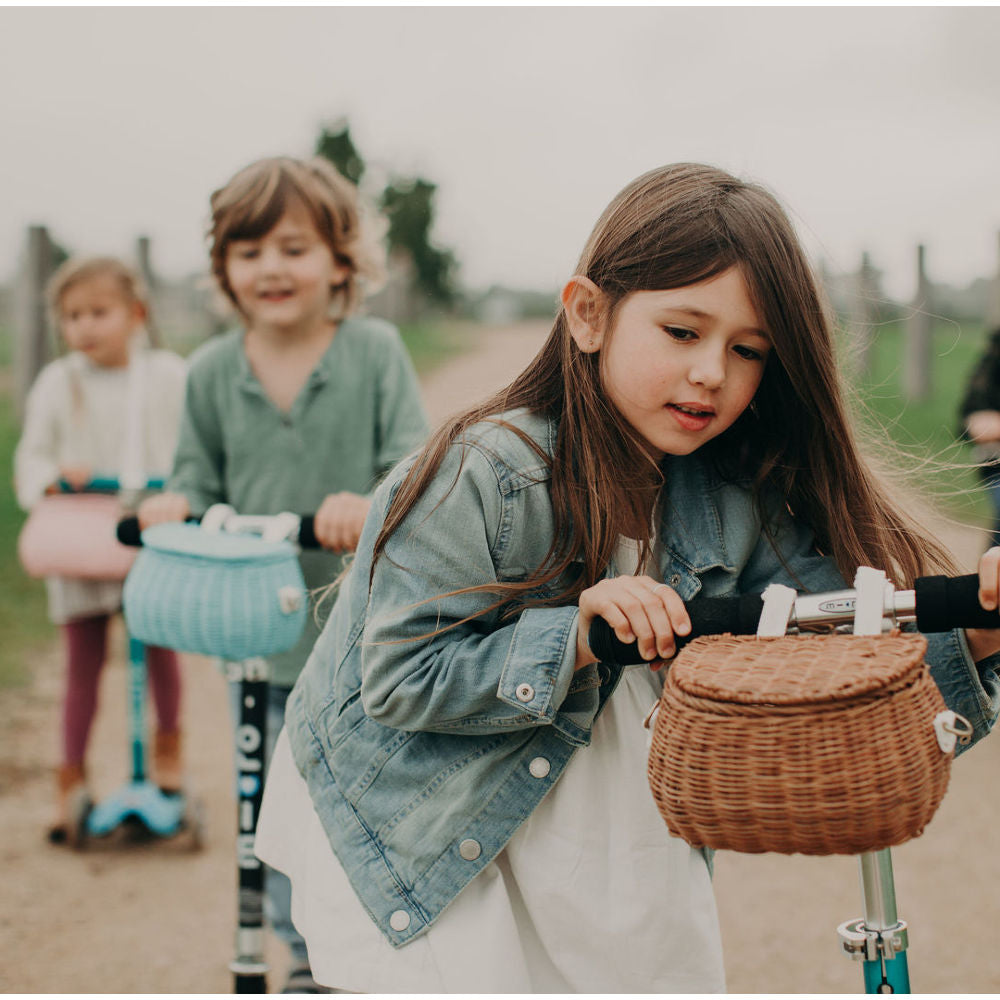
xmin=978 ymin=546 xmax=1000 ymax=612
xmin=55 ymin=464 xmax=91 ymax=492
xmin=137 ymin=491 xmax=190 ymax=530
xmin=314 ymin=491 xmax=371 ymax=553
xmin=576 ymin=575 xmax=690 ymax=671
xmin=967 ymin=546 xmax=1000 ymax=663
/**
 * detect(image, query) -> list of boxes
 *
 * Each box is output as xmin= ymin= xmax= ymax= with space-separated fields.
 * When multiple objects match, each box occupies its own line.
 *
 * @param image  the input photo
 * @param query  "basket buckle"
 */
xmin=933 ymin=710 xmax=973 ymax=753
xmin=278 ymin=586 xmax=304 ymax=615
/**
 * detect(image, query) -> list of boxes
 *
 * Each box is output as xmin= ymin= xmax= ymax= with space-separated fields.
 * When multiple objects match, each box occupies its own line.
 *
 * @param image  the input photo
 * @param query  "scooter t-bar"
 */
xmin=588 ymin=572 xmax=1000 ymax=665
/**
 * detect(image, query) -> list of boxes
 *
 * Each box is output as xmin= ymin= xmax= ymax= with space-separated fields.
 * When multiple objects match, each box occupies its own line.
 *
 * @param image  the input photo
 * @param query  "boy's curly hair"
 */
xmin=208 ymin=156 xmax=386 ymax=319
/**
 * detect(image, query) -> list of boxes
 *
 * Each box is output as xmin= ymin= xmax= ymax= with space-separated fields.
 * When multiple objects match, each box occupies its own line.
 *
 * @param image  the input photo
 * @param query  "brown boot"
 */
xmin=152 ymin=728 xmax=184 ymax=794
xmin=48 ymin=763 xmax=87 ymax=845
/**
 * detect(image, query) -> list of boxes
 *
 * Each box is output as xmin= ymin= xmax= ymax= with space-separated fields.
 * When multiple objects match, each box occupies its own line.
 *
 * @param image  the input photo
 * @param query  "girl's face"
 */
xmin=567 ymin=267 xmax=771 ymax=460
xmin=59 ymin=275 xmax=143 ymax=368
xmin=224 ymin=201 xmax=349 ymax=336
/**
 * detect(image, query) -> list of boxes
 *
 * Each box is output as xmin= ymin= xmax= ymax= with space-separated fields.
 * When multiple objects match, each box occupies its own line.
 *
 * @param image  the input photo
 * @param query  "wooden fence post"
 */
xmin=987 ymin=230 xmax=1000 ymax=332
xmin=135 ymin=235 xmax=154 ymax=293
xmin=904 ymin=243 xmax=932 ymax=402
xmin=13 ymin=225 xmax=56 ymax=419
xmin=850 ymin=251 xmax=878 ymax=378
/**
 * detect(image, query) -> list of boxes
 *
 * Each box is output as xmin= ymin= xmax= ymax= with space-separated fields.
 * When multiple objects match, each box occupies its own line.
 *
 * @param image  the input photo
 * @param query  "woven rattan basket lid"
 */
xmin=670 ymin=632 xmax=929 ymax=706
xmin=650 ymin=631 xmax=950 ymax=854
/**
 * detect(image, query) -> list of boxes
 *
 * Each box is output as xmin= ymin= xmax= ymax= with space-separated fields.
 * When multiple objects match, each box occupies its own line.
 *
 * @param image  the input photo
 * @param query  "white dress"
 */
xmin=256 ymin=538 xmax=725 ymax=993
xmin=13 ymin=347 xmax=187 ymax=624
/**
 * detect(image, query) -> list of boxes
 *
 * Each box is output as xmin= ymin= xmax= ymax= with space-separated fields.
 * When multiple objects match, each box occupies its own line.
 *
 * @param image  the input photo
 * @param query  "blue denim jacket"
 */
xmin=284 ymin=408 xmax=1000 ymax=948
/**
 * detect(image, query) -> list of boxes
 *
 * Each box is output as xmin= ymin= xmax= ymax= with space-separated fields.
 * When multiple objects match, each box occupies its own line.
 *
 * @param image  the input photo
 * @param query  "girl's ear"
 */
xmin=561 ymin=276 xmax=607 ymax=353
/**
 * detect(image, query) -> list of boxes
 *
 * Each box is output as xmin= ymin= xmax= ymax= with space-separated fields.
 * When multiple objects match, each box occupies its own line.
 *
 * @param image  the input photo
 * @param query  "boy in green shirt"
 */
xmin=140 ymin=156 xmax=429 ymax=991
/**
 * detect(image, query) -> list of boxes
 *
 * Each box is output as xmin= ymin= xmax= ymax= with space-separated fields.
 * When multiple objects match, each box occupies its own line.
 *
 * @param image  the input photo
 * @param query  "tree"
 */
xmin=314 ymin=121 xmax=457 ymax=309
xmin=314 ymin=122 xmax=366 ymax=186
xmin=380 ymin=177 xmax=457 ymax=307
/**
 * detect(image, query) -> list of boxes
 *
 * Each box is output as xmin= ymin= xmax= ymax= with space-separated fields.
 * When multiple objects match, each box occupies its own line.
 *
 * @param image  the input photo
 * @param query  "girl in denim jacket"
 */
xmin=257 ymin=163 xmax=1000 ymax=992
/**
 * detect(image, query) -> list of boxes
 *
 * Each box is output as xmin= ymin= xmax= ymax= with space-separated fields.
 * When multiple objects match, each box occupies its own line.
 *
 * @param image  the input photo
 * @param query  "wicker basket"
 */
xmin=18 ymin=495 xmax=137 ymax=581
xmin=647 ymin=633 xmax=954 ymax=856
xmin=123 ymin=523 xmax=308 ymax=660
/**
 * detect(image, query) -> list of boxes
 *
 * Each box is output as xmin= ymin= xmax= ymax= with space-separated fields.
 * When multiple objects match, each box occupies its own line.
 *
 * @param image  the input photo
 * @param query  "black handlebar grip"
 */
xmin=297 ymin=515 xmax=320 ymax=550
xmin=116 ymin=515 xmax=202 ymax=547
xmin=587 ymin=592 xmax=764 ymax=665
xmin=915 ymin=573 xmax=1000 ymax=632
xmin=116 ymin=516 xmax=143 ymax=547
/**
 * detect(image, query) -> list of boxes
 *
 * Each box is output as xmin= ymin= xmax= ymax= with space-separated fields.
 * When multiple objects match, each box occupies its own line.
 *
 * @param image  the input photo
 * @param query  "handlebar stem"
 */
xmin=787 ymin=586 xmax=916 ymax=634
xmin=200 ymin=504 xmax=302 ymax=544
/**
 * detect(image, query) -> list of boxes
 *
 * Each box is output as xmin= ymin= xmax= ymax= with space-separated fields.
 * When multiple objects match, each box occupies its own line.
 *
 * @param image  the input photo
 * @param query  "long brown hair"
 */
xmin=374 ymin=163 xmax=954 ymax=619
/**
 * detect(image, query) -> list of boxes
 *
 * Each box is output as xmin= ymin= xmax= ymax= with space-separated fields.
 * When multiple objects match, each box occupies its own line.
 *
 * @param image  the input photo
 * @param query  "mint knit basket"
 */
xmin=122 ymin=523 xmax=308 ymax=660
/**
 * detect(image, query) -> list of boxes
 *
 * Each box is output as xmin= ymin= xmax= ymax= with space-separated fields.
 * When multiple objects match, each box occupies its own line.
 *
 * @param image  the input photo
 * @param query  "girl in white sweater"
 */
xmin=14 ymin=257 xmax=188 ymax=843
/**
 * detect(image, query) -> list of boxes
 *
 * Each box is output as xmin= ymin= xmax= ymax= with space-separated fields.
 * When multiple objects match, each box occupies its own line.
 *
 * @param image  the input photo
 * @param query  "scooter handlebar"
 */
xmin=588 ymin=572 xmax=1000 ymax=665
xmin=115 ymin=513 xmax=321 ymax=550
xmin=116 ymin=516 xmax=144 ymax=547
xmin=587 ymin=592 xmax=761 ymax=665
xmin=296 ymin=515 xmax=319 ymax=550
xmin=58 ymin=476 xmax=166 ymax=494
xmin=914 ymin=574 xmax=1000 ymax=632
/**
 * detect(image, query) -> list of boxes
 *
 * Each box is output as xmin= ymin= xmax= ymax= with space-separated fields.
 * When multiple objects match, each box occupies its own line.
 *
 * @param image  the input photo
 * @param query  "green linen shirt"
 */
xmin=168 ymin=316 xmax=431 ymax=687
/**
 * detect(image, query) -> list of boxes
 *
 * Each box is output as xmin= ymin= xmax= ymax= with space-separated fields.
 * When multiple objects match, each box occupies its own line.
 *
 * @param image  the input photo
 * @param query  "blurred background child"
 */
xmin=960 ymin=327 xmax=1000 ymax=547
xmin=138 ymin=156 xmax=430 ymax=992
xmin=14 ymin=256 xmax=188 ymax=844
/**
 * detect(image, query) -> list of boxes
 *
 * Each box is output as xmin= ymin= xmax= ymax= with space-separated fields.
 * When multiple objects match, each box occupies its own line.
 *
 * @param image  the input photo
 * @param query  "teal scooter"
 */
xmin=73 ymin=630 xmax=204 ymax=849
xmin=60 ymin=478 xmax=204 ymax=850
xmin=117 ymin=505 xmax=317 ymax=991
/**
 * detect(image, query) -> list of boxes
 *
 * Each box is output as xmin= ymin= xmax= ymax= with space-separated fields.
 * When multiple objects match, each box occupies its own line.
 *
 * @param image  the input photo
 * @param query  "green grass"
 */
xmin=0 ymin=391 xmax=55 ymax=689
xmin=849 ymin=316 xmax=990 ymax=525
xmin=398 ymin=320 xmax=470 ymax=375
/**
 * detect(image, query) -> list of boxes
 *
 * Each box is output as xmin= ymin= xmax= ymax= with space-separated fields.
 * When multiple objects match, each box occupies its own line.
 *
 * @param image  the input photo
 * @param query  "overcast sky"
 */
xmin=3 ymin=6 xmax=1000 ymax=301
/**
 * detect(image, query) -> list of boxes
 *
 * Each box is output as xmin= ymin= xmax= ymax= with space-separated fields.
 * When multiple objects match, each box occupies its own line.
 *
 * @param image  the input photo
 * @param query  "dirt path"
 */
xmin=1 ymin=318 xmax=999 ymax=993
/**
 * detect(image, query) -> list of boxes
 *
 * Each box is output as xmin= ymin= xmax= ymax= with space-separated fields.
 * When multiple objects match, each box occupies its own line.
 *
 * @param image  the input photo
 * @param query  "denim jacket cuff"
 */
xmin=497 ymin=606 xmax=579 ymax=719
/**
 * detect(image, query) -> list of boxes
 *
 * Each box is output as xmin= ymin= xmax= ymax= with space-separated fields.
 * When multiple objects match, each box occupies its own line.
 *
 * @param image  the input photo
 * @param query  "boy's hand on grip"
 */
xmin=314 ymin=492 xmax=371 ymax=553
xmin=137 ymin=491 xmax=190 ymax=530
xmin=576 ymin=575 xmax=690 ymax=671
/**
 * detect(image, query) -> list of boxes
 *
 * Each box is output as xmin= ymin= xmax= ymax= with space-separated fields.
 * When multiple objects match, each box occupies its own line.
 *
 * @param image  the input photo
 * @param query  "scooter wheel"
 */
xmin=66 ymin=789 xmax=93 ymax=850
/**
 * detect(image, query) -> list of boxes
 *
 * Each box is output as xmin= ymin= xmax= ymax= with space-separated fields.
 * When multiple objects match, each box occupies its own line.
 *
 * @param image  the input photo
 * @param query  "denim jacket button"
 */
xmin=668 ymin=573 xmax=682 ymax=587
xmin=528 ymin=756 xmax=550 ymax=778
xmin=515 ymin=682 xmax=535 ymax=702
xmin=389 ymin=909 xmax=411 ymax=931
xmin=459 ymin=838 xmax=482 ymax=861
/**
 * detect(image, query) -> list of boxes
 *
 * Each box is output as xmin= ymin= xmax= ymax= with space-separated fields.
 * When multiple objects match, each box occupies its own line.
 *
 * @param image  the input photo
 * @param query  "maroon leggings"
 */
xmin=61 ymin=614 xmax=181 ymax=767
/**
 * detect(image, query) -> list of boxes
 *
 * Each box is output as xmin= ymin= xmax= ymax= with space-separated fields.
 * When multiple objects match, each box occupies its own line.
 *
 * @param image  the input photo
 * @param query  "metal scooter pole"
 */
xmin=836 ymin=850 xmax=910 ymax=993
xmin=227 ymin=656 xmax=270 ymax=993
xmin=836 ymin=568 xmax=910 ymax=994
xmin=128 ymin=637 xmax=147 ymax=782
xmin=759 ymin=571 xmax=911 ymax=993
